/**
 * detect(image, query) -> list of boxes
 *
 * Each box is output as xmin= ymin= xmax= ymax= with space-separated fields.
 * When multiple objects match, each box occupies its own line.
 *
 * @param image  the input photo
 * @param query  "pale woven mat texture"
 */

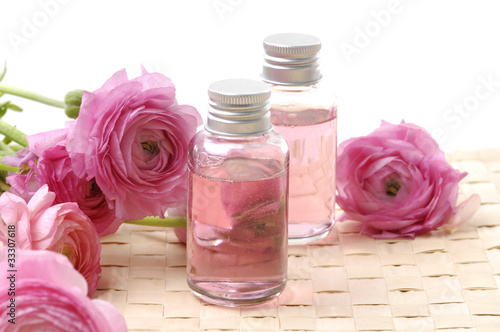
xmin=96 ymin=149 xmax=500 ymax=332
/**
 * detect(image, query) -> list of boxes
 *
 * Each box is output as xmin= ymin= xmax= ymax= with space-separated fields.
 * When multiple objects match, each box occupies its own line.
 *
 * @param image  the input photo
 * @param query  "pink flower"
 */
xmin=3 ymin=128 xmax=122 ymax=236
xmin=0 ymin=185 xmax=102 ymax=296
xmin=1 ymin=149 xmax=38 ymax=202
xmin=336 ymin=121 xmax=480 ymax=239
xmin=168 ymin=204 xmax=187 ymax=244
xmin=66 ymin=68 xmax=202 ymax=220
xmin=0 ymin=249 xmax=127 ymax=331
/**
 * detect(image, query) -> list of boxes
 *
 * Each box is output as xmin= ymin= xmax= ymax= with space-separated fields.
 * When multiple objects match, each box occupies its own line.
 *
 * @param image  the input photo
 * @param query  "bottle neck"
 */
xmin=205 ymin=104 xmax=272 ymax=137
xmin=262 ymin=54 xmax=322 ymax=86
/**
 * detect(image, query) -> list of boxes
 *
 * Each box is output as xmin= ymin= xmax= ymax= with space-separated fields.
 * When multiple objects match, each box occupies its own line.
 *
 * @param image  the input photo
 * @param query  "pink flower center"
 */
xmin=62 ymin=245 xmax=77 ymax=266
xmin=141 ymin=141 xmax=159 ymax=156
xmin=385 ymin=179 xmax=401 ymax=196
xmin=85 ymin=179 xmax=102 ymax=198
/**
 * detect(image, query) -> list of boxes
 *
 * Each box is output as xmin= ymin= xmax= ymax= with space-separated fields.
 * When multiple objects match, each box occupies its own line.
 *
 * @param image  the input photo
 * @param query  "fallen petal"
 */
xmin=442 ymin=193 xmax=481 ymax=232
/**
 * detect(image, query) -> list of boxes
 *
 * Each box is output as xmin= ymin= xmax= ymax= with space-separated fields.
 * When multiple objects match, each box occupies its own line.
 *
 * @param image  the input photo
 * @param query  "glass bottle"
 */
xmin=262 ymin=33 xmax=337 ymax=245
xmin=186 ymin=79 xmax=289 ymax=306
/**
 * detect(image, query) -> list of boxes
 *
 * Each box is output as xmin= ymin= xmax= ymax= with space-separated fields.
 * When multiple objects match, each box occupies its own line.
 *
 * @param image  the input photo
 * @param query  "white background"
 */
xmin=1 ymin=0 xmax=499 ymax=152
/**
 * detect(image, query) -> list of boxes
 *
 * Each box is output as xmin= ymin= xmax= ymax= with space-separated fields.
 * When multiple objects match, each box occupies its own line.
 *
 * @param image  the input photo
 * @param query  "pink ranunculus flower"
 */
xmin=168 ymin=204 xmax=188 ymax=244
xmin=1 ymin=149 xmax=38 ymax=202
xmin=174 ymin=227 xmax=187 ymax=244
xmin=3 ymin=128 xmax=122 ymax=236
xmin=0 ymin=249 xmax=127 ymax=331
xmin=66 ymin=68 xmax=202 ymax=220
xmin=0 ymin=185 xmax=102 ymax=296
xmin=336 ymin=121 xmax=481 ymax=239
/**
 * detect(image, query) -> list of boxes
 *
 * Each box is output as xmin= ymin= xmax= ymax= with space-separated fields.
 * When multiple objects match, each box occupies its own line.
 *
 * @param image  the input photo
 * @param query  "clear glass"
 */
xmin=270 ymin=83 xmax=337 ymax=245
xmin=186 ymin=130 xmax=289 ymax=306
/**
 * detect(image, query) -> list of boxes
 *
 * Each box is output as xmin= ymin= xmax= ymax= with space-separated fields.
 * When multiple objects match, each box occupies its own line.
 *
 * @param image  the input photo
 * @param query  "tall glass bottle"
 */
xmin=262 ymin=33 xmax=337 ymax=245
xmin=186 ymin=79 xmax=289 ymax=306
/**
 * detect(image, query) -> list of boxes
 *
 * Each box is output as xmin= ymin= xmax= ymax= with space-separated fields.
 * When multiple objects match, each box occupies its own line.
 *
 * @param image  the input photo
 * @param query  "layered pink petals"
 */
xmin=2 ymin=149 xmax=38 ymax=202
xmin=0 ymin=185 xmax=102 ymax=296
xmin=3 ymin=128 xmax=121 ymax=236
xmin=336 ymin=121 xmax=480 ymax=238
xmin=67 ymin=68 xmax=202 ymax=220
xmin=0 ymin=249 xmax=126 ymax=332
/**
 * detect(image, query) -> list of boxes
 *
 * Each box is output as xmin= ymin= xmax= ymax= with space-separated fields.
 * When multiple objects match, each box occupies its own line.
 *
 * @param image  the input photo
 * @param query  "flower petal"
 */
xmin=442 ymin=194 xmax=481 ymax=232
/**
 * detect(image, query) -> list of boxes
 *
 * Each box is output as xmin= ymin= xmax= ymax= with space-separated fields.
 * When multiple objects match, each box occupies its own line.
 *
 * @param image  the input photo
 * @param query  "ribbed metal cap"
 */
xmin=262 ymin=33 xmax=322 ymax=85
xmin=206 ymin=79 xmax=272 ymax=136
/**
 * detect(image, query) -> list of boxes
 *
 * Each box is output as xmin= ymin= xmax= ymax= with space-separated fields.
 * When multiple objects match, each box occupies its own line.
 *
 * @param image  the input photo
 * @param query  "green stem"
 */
xmin=124 ymin=216 xmax=187 ymax=228
xmin=0 ymin=119 xmax=28 ymax=147
xmin=0 ymin=162 xmax=19 ymax=172
xmin=0 ymin=141 xmax=15 ymax=155
xmin=7 ymin=143 xmax=23 ymax=152
xmin=0 ymin=82 xmax=64 ymax=108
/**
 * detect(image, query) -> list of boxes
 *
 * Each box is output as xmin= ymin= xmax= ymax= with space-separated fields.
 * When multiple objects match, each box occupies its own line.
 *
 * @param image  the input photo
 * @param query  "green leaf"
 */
xmin=0 ymin=101 xmax=22 ymax=118
xmin=7 ymin=103 xmax=22 ymax=112
xmin=0 ymin=101 xmax=8 ymax=118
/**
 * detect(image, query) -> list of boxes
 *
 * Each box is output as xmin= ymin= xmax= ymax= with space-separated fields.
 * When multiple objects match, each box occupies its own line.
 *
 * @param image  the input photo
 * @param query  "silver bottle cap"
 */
xmin=206 ymin=79 xmax=272 ymax=136
xmin=262 ymin=33 xmax=322 ymax=85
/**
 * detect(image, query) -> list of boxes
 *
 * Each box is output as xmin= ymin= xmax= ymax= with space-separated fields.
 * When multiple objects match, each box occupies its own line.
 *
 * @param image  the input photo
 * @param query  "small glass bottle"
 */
xmin=262 ymin=33 xmax=337 ymax=245
xmin=186 ymin=79 xmax=289 ymax=306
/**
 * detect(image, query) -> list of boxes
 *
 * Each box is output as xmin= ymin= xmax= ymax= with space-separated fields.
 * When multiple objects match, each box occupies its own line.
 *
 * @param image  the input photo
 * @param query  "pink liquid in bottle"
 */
xmin=187 ymin=158 xmax=288 ymax=306
xmin=271 ymin=106 xmax=337 ymax=244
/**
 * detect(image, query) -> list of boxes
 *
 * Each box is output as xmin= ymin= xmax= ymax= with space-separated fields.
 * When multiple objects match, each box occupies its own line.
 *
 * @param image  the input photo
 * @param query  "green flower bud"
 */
xmin=64 ymin=89 xmax=83 ymax=119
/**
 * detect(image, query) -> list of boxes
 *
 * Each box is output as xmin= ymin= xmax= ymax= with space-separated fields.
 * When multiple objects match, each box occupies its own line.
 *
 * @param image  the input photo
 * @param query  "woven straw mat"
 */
xmin=96 ymin=148 xmax=500 ymax=332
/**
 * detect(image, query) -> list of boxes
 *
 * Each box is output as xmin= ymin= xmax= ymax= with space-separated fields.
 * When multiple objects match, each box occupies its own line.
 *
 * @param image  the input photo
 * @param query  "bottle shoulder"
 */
xmin=189 ymin=130 xmax=289 ymax=160
xmin=190 ymin=130 xmax=287 ymax=148
xmin=188 ymin=130 xmax=289 ymax=179
xmin=270 ymin=82 xmax=337 ymax=110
